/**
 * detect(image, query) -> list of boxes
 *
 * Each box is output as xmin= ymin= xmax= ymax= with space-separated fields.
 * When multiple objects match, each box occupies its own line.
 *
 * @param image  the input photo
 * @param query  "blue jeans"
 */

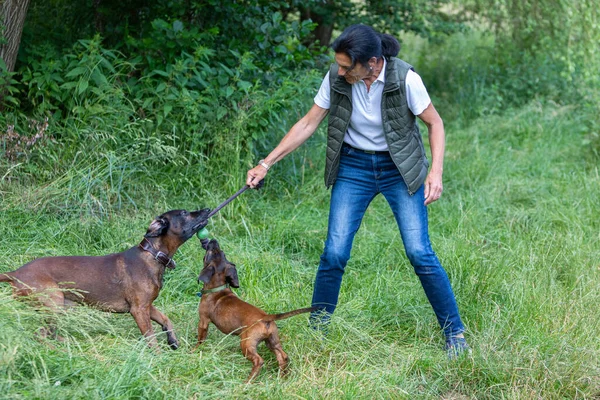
xmin=311 ymin=143 xmax=465 ymax=338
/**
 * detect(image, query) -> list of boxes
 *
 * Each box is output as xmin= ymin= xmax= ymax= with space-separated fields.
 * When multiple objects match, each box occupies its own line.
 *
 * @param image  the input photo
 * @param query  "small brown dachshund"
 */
xmin=1 ymin=208 xmax=210 ymax=349
xmin=196 ymin=238 xmax=314 ymax=382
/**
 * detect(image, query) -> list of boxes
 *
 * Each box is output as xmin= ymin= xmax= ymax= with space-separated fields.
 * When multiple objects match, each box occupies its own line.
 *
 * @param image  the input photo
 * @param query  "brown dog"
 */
xmin=0 ymin=208 xmax=210 ymax=349
xmin=196 ymin=238 xmax=315 ymax=382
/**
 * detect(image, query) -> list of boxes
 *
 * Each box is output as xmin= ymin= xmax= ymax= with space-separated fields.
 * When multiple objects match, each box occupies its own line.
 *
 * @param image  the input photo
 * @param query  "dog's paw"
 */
xmin=191 ymin=343 xmax=205 ymax=353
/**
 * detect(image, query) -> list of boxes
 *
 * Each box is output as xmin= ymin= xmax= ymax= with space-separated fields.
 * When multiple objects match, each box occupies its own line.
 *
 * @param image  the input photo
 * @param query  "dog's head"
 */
xmin=197 ymin=239 xmax=239 ymax=288
xmin=144 ymin=208 xmax=210 ymax=252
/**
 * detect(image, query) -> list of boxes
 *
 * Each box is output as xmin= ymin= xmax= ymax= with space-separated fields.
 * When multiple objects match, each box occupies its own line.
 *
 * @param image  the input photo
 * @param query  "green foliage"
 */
xmin=406 ymin=13 xmax=600 ymax=127
xmin=19 ymin=36 xmax=132 ymax=119
xmin=581 ymin=100 xmax=600 ymax=162
xmin=463 ymin=0 xmax=600 ymax=71
xmin=3 ymin=0 xmax=467 ymax=208
xmin=20 ymin=0 xmax=466 ymax=55
xmin=0 ymin=61 xmax=20 ymax=108
xmin=0 ymin=27 xmax=4 ymax=48
xmin=452 ymin=0 xmax=600 ymax=108
xmin=361 ymin=0 xmax=467 ymax=39
xmin=1 ymin=8 xmax=323 ymax=215
xmin=405 ymin=30 xmax=564 ymax=121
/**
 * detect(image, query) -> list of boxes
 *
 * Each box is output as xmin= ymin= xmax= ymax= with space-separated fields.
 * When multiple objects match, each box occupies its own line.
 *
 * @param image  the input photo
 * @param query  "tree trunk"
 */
xmin=1 ymin=0 xmax=31 ymax=72
xmin=312 ymin=19 xmax=335 ymax=47
xmin=299 ymin=4 xmax=336 ymax=47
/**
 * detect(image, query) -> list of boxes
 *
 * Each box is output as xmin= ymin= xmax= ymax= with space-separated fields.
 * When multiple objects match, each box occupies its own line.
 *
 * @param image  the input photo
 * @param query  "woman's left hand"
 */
xmin=417 ymin=103 xmax=445 ymax=206
xmin=424 ymin=170 xmax=443 ymax=205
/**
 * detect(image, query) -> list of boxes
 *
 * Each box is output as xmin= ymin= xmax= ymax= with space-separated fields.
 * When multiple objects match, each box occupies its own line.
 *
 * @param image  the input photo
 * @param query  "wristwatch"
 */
xmin=258 ymin=159 xmax=271 ymax=171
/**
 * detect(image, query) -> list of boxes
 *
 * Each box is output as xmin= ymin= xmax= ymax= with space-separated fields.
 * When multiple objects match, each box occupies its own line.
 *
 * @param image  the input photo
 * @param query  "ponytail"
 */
xmin=380 ymin=33 xmax=400 ymax=59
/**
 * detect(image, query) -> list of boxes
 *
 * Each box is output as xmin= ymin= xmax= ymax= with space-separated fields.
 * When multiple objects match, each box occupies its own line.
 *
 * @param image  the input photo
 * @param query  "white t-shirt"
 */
xmin=314 ymin=59 xmax=431 ymax=151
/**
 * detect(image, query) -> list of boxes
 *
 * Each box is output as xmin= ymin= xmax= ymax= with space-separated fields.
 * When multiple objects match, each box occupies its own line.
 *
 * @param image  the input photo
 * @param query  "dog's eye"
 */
xmin=181 ymin=211 xmax=188 ymax=216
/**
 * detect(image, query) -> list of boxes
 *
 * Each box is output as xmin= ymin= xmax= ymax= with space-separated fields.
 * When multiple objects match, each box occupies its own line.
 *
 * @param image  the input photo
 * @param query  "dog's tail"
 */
xmin=267 ymin=307 xmax=317 ymax=322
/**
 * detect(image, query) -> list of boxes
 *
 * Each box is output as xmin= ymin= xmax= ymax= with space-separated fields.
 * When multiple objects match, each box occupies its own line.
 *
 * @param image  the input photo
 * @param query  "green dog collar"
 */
xmin=199 ymin=283 xmax=230 ymax=296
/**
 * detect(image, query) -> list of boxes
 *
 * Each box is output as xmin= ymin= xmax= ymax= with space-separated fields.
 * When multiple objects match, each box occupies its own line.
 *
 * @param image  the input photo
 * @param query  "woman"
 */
xmin=246 ymin=24 xmax=469 ymax=357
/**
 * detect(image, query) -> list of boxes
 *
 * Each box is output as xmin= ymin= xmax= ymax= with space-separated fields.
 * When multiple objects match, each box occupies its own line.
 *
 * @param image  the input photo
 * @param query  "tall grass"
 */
xmin=1 ymin=97 xmax=599 ymax=398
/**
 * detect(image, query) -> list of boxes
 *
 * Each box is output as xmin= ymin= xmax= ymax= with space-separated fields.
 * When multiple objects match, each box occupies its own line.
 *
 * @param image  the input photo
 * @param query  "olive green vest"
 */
xmin=324 ymin=57 xmax=429 ymax=194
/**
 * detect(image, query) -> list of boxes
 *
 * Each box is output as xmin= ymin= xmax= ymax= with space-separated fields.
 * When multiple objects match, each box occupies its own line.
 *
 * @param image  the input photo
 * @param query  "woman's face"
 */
xmin=335 ymin=52 xmax=370 ymax=84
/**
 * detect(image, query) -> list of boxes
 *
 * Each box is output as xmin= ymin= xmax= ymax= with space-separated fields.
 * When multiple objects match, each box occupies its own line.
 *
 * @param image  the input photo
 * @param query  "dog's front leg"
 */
xmin=131 ymin=306 xmax=158 ymax=348
xmin=194 ymin=316 xmax=210 ymax=351
xmin=150 ymin=305 xmax=179 ymax=350
xmin=197 ymin=321 xmax=209 ymax=344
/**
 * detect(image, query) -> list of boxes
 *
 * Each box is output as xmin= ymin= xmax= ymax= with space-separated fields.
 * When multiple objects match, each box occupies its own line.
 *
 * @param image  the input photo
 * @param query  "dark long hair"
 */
xmin=331 ymin=24 xmax=400 ymax=68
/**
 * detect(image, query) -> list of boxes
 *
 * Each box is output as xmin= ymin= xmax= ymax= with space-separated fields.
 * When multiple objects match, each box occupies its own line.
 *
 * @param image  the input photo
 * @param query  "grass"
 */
xmin=1 ymin=99 xmax=599 ymax=399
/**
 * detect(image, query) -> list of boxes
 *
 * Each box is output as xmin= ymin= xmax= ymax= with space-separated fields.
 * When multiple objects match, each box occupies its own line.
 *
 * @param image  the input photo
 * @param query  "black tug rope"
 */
xmin=199 ymin=179 xmax=264 ymax=250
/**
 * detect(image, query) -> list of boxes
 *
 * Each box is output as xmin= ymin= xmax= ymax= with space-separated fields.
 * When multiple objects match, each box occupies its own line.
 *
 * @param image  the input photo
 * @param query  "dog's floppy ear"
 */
xmin=145 ymin=217 xmax=169 ymax=238
xmin=225 ymin=264 xmax=239 ymax=288
xmin=198 ymin=265 xmax=215 ymax=284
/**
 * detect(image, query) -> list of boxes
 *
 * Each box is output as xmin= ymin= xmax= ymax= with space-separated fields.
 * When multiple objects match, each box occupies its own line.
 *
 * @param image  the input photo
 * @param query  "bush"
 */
xmin=1 ymin=15 xmax=325 ymax=215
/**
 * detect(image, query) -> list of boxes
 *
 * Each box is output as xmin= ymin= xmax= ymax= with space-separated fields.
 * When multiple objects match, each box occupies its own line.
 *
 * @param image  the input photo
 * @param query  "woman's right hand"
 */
xmin=246 ymin=162 xmax=269 ymax=188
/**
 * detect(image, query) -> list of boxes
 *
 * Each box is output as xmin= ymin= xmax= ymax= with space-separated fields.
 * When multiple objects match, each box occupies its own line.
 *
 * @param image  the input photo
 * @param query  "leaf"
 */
xmin=218 ymin=63 xmax=234 ymax=76
xmin=78 ymin=80 xmax=89 ymax=95
xmin=66 ymin=67 xmax=87 ymax=78
xmin=150 ymin=70 xmax=170 ymax=78
xmin=91 ymin=70 xmax=108 ymax=86
xmin=173 ymin=20 xmax=184 ymax=33
xmin=217 ymin=106 xmax=227 ymax=120
xmin=60 ymin=82 xmax=77 ymax=90
xmin=142 ymin=98 xmax=154 ymax=109
xmin=50 ymin=73 xmax=65 ymax=83
xmin=237 ymin=80 xmax=252 ymax=91
xmin=275 ymin=45 xmax=288 ymax=54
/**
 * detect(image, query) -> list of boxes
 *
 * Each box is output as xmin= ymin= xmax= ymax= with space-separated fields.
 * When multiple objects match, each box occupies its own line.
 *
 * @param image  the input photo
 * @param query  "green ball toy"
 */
xmin=196 ymin=227 xmax=210 ymax=240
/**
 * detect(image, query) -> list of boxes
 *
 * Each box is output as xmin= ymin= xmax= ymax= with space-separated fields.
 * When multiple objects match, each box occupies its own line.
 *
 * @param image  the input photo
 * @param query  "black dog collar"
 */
xmin=138 ymin=238 xmax=176 ymax=269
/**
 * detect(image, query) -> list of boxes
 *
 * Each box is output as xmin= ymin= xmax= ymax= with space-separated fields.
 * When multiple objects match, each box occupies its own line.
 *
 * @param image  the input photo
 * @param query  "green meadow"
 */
xmin=2 ymin=97 xmax=599 ymax=398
